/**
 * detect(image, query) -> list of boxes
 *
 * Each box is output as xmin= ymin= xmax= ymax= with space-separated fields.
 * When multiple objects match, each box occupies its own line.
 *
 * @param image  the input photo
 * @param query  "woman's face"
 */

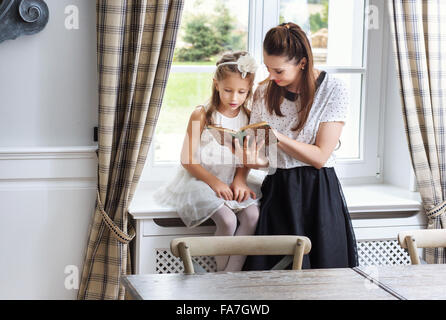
xmin=263 ymin=52 xmax=306 ymax=90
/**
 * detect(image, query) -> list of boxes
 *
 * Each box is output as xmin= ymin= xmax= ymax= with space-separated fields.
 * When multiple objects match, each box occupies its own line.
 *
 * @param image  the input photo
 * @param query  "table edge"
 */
xmin=122 ymin=275 xmax=143 ymax=300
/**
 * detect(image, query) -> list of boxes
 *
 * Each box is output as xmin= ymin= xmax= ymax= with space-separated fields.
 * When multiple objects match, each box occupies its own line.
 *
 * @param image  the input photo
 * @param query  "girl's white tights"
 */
xmin=210 ymin=204 xmax=259 ymax=272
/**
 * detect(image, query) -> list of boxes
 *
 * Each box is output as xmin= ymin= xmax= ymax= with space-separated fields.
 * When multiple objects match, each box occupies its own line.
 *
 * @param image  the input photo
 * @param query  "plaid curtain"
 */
xmin=388 ymin=0 xmax=446 ymax=263
xmin=77 ymin=0 xmax=183 ymax=300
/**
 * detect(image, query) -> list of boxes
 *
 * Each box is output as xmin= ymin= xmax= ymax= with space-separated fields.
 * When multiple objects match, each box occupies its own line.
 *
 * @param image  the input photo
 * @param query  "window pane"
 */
xmin=154 ymin=0 xmax=249 ymax=163
xmin=331 ymin=73 xmax=362 ymax=159
xmin=154 ymin=72 xmax=212 ymax=163
xmin=280 ymin=0 xmax=365 ymax=67
xmin=174 ymin=0 xmax=249 ymax=64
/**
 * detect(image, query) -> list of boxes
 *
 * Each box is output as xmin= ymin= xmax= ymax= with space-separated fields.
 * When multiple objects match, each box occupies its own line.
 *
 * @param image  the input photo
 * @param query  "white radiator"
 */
xmin=132 ymin=212 xmax=424 ymax=274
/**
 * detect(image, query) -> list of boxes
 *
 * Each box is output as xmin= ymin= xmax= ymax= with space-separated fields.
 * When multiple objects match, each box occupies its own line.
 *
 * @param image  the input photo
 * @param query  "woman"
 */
xmin=231 ymin=22 xmax=358 ymax=270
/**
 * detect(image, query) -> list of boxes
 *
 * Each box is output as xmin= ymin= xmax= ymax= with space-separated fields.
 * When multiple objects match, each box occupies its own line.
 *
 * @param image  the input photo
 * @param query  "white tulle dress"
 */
xmin=153 ymin=105 xmax=263 ymax=228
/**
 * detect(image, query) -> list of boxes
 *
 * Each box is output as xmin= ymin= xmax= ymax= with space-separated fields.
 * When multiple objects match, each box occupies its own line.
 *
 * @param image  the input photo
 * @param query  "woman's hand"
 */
xmin=210 ymin=179 xmax=234 ymax=201
xmin=230 ymin=178 xmax=256 ymax=202
xmin=234 ymin=135 xmax=269 ymax=169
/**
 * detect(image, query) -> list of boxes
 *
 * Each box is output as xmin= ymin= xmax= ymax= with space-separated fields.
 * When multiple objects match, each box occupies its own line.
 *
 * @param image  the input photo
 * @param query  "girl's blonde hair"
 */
xmin=206 ymin=51 xmax=256 ymax=125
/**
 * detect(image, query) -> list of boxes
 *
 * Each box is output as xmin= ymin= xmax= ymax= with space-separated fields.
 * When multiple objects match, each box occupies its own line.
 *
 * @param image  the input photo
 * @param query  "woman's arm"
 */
xmin=235 ymin=79 xmax=348 ymax=170
xmin=274 ymin=122 xmax=344 ymax=169
xmin=181 ymin=107 xmax=233 ymax=200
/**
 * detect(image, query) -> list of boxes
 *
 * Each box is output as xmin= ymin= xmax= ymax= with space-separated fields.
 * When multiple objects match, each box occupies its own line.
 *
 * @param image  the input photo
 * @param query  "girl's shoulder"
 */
xmin=189 ymin=105 xmax=207 ymax=124
xmin=192 ymin=104 xmax=206 ymax=115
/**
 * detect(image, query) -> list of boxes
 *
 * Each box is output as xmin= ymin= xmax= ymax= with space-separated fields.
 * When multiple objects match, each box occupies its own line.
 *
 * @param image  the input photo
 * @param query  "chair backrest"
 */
xmin=398 ymin=229 xmax=446 ymax=264
xmin=170 ymin=235 xmax=312 ymax=274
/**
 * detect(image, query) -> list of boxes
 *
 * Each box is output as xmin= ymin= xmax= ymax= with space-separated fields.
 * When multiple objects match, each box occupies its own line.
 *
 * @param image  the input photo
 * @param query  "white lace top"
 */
xmin=250 ymin=72 xmax=349 ymax=169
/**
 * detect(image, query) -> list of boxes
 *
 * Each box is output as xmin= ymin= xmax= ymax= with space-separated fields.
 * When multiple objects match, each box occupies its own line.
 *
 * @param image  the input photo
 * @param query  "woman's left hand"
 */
xmin=230 ymin=179 xmax=256 ymax=202
xmin=234 ymin=135 xmax=269 ymax=169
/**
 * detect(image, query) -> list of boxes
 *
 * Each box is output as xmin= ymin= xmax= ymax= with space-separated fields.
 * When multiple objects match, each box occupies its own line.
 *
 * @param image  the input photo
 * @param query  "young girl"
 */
xmin=234 ymin=23 xmax=358 ymax=270
xmin=154 ymin=51 xmax=261 ymax=272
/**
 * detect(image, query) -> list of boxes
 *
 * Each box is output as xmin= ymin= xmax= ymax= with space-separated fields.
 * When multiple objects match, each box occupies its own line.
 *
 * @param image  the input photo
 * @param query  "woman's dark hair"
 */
xmin=263 ymin=22 xmax=316 ymax=132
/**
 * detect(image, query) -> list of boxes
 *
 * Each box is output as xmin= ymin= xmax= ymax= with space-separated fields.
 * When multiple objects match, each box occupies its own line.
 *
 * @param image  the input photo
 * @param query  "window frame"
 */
xmin=332 ymin=0 xmax=384 ymax=183
xmin=142 ymin=0 xmax=385 ymax=184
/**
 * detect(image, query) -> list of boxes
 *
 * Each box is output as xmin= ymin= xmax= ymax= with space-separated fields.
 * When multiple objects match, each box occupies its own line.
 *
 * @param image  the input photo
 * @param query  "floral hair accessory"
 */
xmin=217 ymin=53 xmax=258 ymax=79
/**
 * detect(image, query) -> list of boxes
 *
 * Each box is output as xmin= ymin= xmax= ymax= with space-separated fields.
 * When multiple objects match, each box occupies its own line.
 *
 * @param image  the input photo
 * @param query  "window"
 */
xmin=143 ymin=0 xmax=385 ymax=183
xmin=154 ymin=0 xmax=250 ymax=164
xmin=281 ymin=0 xmax=366 ymax=161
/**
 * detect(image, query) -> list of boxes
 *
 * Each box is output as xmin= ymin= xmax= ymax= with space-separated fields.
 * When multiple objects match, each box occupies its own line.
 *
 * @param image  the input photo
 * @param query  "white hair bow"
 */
xmin=217 ymin=53 xmax=258 ymax=78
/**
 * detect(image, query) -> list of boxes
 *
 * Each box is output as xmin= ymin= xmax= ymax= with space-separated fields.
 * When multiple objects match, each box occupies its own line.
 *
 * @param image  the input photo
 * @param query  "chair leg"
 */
xmin=271 ymin=256 xmax=293 ymax=270
xmin=405 ymin=235 xmax=421 ymax=265
xmin=178 ymin=241 xmax=195 ymax=274
xmin=292 ymin=239 xmax=305 ymax=270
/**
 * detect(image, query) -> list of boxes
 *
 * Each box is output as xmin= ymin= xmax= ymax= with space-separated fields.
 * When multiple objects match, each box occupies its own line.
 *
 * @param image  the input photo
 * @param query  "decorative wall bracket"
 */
xmin=0 ymin=0 xmax=49 ymax=44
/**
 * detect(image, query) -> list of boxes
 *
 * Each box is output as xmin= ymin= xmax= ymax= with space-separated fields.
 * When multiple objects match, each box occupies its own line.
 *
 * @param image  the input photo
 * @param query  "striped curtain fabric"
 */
xmin=77 ymin=0 xmax=183 ymax=300
xmin=388 ymin=0 xmax=446 ymax=263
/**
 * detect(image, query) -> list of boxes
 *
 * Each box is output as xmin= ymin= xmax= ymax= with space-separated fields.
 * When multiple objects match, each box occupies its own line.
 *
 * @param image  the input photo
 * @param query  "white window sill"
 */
xmin=129 ymin=182 xmax=422 ymax=220
xmin=342 ymin=184 xmax=421 ymax=213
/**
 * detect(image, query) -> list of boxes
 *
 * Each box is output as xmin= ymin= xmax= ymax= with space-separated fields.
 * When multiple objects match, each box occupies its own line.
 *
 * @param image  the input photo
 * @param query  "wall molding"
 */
xmin=0 ymin=146 xmax=98 ymax=181
xmin=0 ymin=145 xmax=98 ymax=160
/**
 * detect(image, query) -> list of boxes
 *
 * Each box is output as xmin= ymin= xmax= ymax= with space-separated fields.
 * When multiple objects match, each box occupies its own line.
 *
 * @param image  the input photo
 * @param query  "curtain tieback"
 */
xmin=426 ymin=200 xmax=446 ymax=219
xmin=96 ymin=190 xmax=135 ymax=244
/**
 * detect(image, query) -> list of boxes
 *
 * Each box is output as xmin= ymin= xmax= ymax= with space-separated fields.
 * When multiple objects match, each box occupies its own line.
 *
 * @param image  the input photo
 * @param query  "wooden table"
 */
xmin=122 ymin=268 xmax=398 ymax=300
xmin=355 ymin=264 xmax=446 ymax=300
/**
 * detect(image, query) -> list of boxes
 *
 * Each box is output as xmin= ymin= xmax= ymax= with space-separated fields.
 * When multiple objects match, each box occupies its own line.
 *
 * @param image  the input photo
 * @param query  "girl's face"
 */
xmin=263 ymin=52 xmax=306 ymax=91
xmin=214 ymin=72 xmax=251 ymax=113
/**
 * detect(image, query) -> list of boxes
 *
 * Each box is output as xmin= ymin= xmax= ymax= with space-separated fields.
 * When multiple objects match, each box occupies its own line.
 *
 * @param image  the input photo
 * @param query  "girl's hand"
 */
xmin=230 ymin=179 xmax=256 ymax=202
xmin=234 ymin=135 xmax=269 ymax=169
xmin=210 ymin=180 xmax=234 ymax=201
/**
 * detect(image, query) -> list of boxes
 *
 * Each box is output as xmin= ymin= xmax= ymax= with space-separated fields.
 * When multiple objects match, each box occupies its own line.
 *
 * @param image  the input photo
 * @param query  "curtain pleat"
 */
xmin=77 ymin=0 xmax=184 ymax=300
xmin=388 ymin=0 xmax=446 ymax=263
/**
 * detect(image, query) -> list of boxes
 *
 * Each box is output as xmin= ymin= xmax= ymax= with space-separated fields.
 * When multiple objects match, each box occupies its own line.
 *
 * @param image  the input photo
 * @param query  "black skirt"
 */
xmin=243 ymin=166 xmax=358 ymax=270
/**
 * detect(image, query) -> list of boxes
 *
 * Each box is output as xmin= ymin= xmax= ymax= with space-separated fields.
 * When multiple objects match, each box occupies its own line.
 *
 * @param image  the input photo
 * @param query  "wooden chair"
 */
xmin=170 ymin=235 xmax=312 ymax=274
xmin=398 ymin=229 xmax=446 ymax=264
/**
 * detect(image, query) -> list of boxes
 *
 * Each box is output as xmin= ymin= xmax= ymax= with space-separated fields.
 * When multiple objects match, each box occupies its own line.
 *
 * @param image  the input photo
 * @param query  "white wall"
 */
xmin=0 ymin=0 xmax=97 ymax=299
xmin=0 ymin=0 xmax=97 ymax=146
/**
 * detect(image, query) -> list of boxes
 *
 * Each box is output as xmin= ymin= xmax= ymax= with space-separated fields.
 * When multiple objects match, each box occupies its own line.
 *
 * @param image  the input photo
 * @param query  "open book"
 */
xmin=206 ymin=121 xmax=278 ymax=149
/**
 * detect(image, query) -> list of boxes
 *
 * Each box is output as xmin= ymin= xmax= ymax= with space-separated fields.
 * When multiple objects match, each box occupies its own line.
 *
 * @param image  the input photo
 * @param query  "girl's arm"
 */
xmin=231 ymin=167 xmax=256 ymax=202
xmin=274 ymin=122 xmax=344 ymax=169
xmin=233 ymin=166 xmax=250 ymax=182
xmin=181 ymin=107 xmax=233 ymax=200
